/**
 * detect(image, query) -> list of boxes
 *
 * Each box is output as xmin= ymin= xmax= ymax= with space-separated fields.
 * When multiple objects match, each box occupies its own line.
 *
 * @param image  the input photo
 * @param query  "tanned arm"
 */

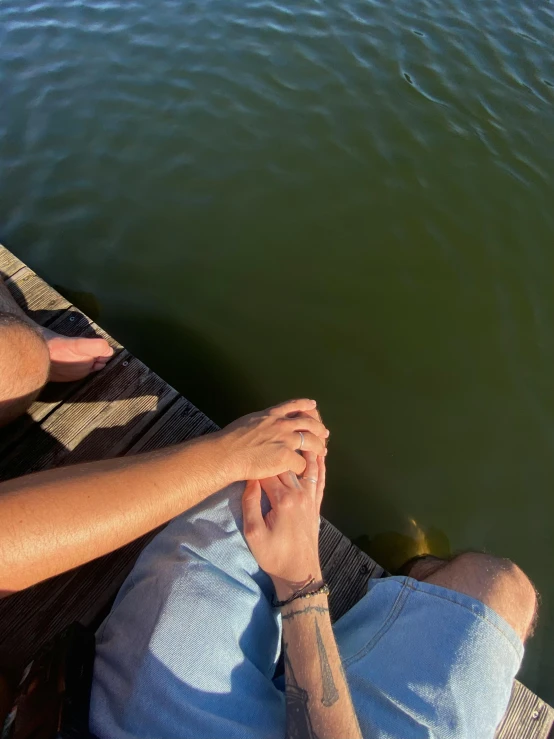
xmin=0 ymin=399 xmax=328 ymax=594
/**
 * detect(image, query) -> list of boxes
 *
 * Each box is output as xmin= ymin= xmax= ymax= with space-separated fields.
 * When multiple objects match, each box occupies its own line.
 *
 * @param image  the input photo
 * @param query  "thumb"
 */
xmin=242 ymin=480 xmax=264 ymax=539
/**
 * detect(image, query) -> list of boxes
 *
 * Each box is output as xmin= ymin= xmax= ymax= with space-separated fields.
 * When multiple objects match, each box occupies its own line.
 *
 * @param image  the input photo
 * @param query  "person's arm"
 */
xmin=0 ymin=399 xmax=328 ymax=594
xmin=242 ymin=453 xmax=362 ymax=739
xmin=281 ymin=593 xmax=361 ymax=739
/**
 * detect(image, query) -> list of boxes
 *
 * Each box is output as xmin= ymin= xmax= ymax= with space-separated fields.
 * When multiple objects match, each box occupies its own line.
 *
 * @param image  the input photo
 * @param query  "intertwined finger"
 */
xmin=316 ymin=455 xmax=326 ymax=508
xmin=260 ymin=475 xmax=284 ymax=508
xmin=301 ymin=452 xmax=319 ymax=498
xmin=242 ymin=480 xmax=264 ymax=537
xmin=283 ymin=416 xmax=328 ymax=439
xmin=290 ymin=450 xmax=307 ymax=476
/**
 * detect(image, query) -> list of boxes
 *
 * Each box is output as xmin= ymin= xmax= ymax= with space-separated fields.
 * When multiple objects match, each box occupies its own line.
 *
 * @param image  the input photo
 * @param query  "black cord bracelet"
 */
xmin=273 ymin=580 xmax=330 ymax=608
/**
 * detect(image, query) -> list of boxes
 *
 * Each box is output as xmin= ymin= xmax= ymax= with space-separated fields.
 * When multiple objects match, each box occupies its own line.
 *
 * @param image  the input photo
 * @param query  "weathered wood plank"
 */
xmin=496 ymin=681 xmax=554 ymax=739
xmin=0 ymin=245 xmax=25 ymax=278
xmin=5 ymin=266 xmax=71 ymax=321
xmin=126 ymin=395 xmax=219 ymax=454
xmin=319 ymin=519 xmax=384 ymax=622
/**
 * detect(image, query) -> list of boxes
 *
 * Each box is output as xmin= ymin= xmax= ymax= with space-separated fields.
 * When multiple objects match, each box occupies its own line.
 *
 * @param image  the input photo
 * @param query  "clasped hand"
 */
xmin=216 ymin=398 xmax=328 ymax=481
xmin=242 ymin=448 xmax=326 ymax=601
xmin=216 ymin=398 xmax=327 ymax=598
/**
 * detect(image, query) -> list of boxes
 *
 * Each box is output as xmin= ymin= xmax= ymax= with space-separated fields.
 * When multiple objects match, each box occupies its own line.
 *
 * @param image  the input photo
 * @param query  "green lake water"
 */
xmin=1 ymin=0 xmax=554 ymax=702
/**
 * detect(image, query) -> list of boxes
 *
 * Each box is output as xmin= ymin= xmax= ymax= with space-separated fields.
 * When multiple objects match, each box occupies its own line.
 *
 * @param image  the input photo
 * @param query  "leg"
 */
xmin=0 ymin=313 xmax=50 ymax=426
xmin=405 ymin=552 xmax=538 ymax=642
xmin=0 ymin=277 xmax=113 ymax=384
xmin=333 ymin=552 xmax=535 ymax=739
xmin=90 ymin=483 xmax=285 ymax=739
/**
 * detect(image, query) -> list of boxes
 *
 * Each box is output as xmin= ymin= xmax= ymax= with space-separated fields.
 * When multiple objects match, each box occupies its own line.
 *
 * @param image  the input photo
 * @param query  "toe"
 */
xmin=92 ymin=358 xmax=109 ymax=371
xmin=74 ymin=338 xmax=114 ymax=359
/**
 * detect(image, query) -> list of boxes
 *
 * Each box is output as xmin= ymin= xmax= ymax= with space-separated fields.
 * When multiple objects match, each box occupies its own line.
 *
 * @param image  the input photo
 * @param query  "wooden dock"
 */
xmin=0 ymin=243 xmax=552 ymax=739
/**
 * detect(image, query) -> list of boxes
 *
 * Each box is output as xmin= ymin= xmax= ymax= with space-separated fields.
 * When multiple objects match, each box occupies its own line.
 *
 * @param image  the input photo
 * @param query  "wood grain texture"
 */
xmin=496 ymin=682 xmax=554 ymax=739
xmin=0 ymin=245 xmax=25 ymax=278
xmin=5 ymin=266 xmax=71 ymax=318
xmin=319 ymin=518 xmax=384 ymax=622
xmin=0 ymin=244 xmax=552 ymax=739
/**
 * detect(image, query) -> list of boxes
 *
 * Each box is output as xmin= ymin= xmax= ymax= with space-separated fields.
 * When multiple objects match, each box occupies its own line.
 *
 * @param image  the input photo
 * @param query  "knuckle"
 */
xmin=279 ymin=496 xmax=295 ymax=511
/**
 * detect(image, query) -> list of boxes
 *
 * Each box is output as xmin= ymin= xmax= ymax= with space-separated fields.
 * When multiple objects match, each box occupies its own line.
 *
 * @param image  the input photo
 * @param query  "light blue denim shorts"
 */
xmin=90 ymin=483 xmax=523 ymax=739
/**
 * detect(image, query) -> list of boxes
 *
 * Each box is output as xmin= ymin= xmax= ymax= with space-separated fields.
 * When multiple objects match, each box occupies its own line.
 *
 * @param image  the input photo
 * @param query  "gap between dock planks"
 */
xmin=0 ymin=245 xmax=552 ymax=738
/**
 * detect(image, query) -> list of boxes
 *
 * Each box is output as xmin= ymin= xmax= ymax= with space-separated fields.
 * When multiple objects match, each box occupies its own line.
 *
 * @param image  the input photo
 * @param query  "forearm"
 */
xmin=0 ymin=433 xmax=232 ymax=593
xmin=281 ymin=593 xmax=362 ymax=739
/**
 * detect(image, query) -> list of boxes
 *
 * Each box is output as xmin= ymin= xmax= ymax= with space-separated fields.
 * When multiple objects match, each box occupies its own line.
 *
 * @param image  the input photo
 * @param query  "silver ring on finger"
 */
xmin=297 ymin=431 xmax=304 ymax=450
xmin=302 ymin=477 xmax=318 ymax=484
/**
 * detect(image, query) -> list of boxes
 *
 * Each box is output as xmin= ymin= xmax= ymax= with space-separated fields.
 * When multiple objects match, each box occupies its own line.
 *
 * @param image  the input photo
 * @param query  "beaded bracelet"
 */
xmin=273 ymin=580 xmax=330 ymax=608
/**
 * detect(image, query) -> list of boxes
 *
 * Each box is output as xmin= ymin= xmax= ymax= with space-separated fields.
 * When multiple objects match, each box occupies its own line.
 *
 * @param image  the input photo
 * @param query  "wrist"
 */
xmin=272 ymin=571 xmax=324 ymax=602
xmin=207 ymin=431 xmax=243 ymax=486
xmin=176 ymin=434 xmax=237 ymax=493
xmin=280 ymin=590 xmax=330 ymax=618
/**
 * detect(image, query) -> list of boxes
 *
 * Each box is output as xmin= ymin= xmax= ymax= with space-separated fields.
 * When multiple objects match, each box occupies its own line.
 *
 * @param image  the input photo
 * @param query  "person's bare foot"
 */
xmin=41 ymin=329 xmax=114 ymax=382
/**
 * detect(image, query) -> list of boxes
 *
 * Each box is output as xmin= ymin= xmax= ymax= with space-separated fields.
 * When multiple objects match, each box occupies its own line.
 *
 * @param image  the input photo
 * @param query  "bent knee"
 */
xmin=421 ymin=552 xmax=538 ymax=642
xmin=0 ymin=317 xmax=49 ymax=426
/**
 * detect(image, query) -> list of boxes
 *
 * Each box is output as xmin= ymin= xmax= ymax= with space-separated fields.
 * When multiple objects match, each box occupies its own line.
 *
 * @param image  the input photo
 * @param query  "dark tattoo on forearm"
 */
xmin=281 ymin=604 xmax=330 ymax=621
xmin=284 ymin=641 xmax=320 ymax=739
xmin=315 ymin=619 xmax=339 ymax=707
